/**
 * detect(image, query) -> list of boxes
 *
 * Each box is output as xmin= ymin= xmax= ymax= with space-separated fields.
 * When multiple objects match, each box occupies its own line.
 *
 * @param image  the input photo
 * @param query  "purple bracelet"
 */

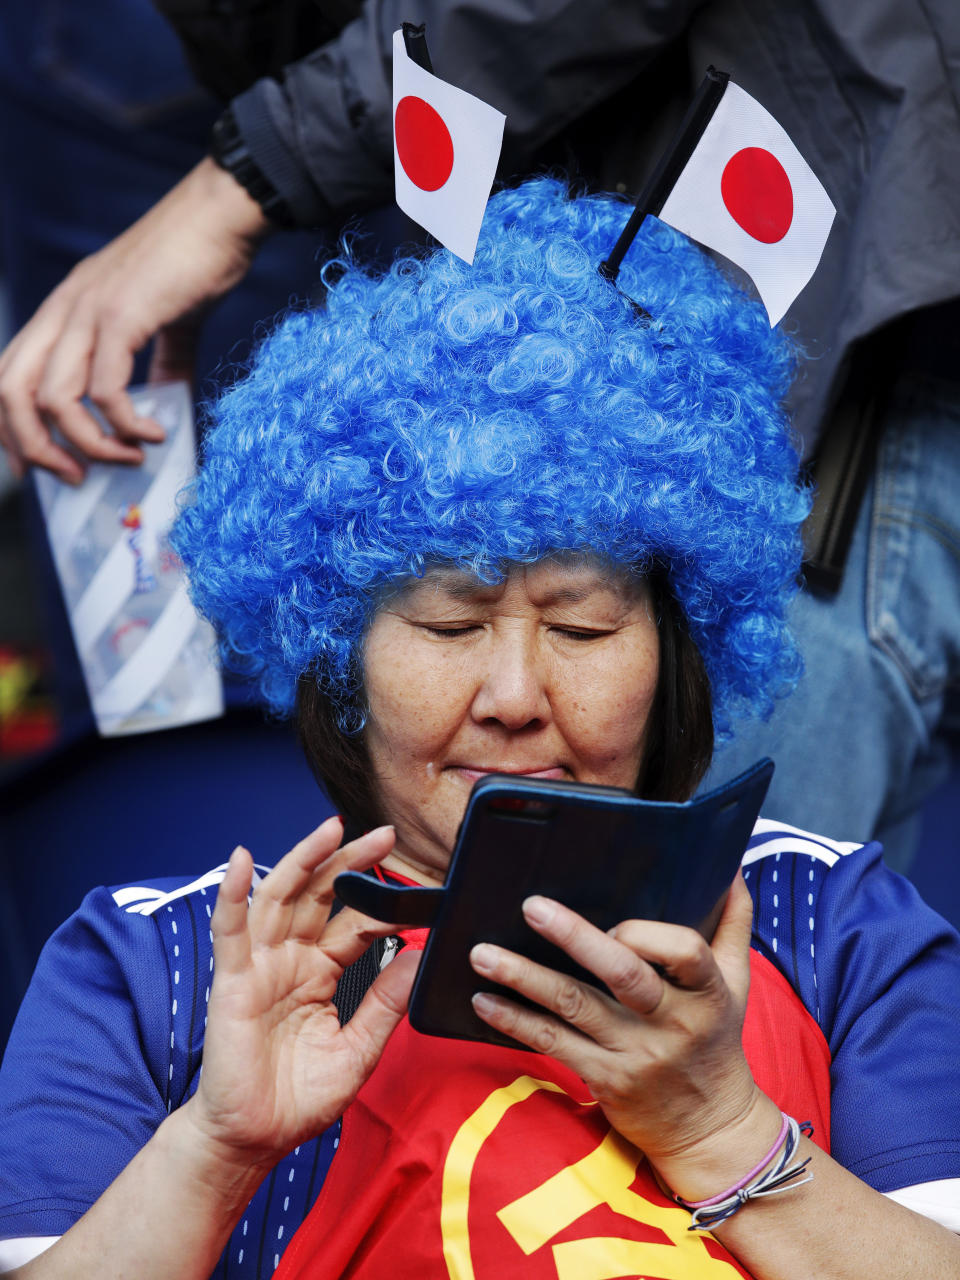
xmin=676 ymin=1112 xmax=790 ymax=1210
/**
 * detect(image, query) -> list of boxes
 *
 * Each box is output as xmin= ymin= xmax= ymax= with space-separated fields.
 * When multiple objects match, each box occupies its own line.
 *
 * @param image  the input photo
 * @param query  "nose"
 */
xmin=470 ymin=627 xmax=551 ymax=730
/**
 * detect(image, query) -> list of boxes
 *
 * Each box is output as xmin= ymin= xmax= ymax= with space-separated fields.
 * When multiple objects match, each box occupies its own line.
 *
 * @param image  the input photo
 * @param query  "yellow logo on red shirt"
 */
xmin=441 ymin=1075 xmax=745 ymax=1279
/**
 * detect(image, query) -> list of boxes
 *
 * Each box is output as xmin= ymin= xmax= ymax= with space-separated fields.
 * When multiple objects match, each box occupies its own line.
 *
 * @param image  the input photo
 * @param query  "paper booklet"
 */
xmin=34 ymin=382 xmax=224 ymax=737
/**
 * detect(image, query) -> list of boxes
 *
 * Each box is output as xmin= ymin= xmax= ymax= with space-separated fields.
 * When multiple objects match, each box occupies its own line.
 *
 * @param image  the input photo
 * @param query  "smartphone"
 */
xmin=335 ymin=757 xmax=773 ymax=1047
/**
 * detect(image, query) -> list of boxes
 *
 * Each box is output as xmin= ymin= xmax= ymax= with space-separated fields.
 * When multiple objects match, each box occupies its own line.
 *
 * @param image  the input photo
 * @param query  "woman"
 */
xmin=1 ymin=180 xmax=958 ymax=1279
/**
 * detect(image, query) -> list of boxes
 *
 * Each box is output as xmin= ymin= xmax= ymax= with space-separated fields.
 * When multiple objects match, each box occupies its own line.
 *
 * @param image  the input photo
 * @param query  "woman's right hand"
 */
xmin=180 ymin=817 xmax=419 ymax=1177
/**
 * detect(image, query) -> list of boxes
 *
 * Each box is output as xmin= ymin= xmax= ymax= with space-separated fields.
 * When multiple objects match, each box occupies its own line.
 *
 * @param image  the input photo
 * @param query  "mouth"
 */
xmin=453 ymin=766 xmax=567 ymax=783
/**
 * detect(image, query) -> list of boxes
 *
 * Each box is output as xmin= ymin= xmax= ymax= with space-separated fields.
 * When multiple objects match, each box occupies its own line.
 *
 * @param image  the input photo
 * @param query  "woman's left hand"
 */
xmin=181 ymin=819 xmax=420 ymax=1181
xmin=469 ymin=873 xmax=773 ymax=1185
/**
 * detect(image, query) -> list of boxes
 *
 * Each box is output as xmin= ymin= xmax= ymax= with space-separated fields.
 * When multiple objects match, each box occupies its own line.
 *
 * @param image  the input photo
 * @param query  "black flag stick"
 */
xmin=402 ymin=21 xmax=434 ymax=73
xmin=600 ymin=67 xmax=730 ymax=283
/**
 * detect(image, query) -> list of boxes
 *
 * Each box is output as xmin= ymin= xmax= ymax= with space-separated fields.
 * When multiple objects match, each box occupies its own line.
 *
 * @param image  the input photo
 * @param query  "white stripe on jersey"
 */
xmin=884 ymin=1179 xmax=960 ymax=1234
xmin=0 ymin=1236 xmax=59 ymax=1270
xmin=112 ymin=864 xmax=269 ymax=914
xmin=743 ymin=817 xmax=864 ymax=869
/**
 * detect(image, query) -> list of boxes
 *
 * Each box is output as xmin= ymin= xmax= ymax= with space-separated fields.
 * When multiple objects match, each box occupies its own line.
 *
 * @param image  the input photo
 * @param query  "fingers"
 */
xmin=306 ymin=903 xmax=403 ymax=972
xmin=468 ymin=895 xmax=735 ymax=1057
xmin=211 ymin=818 xmax=400 ymax=980
xmin=0 ymin=300 xmax=89 ymax=484
xmin=248 ymin=818 xmax=396 ymax=947
xmin=342 ymin=948 xmax=419 ymax=1074
xmin=530 ymin=895 xmax=719 ymax=1003
xmin=0 ymin=310 xmax=158 ymax=484
xmin=466 ymin=903 xmax=660 ymax=1059
xmin=210 ymin=846 xmax=256 ymax=977
xmin=88 ymin=328 xmax=167 ymax=444
xmin=0 ymin=387 xmax=55 ymax=481
xmin=284 ymin=825 xmax=398 ymax=945
xmin=37 ymin=311 xmax=161 ymax=459
xmin=707 ymin=872 xmax=754 ymax=1007
xmin=246 ymin=815 xmax=344 ymax=946
xmin=471 ymin=983 xmax=593 ymax=1060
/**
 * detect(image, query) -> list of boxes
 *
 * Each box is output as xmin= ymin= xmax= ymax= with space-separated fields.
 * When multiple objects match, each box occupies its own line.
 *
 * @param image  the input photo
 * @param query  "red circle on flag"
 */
xmin=395 ymin=95 xmax=455 ymax=191
xmin=720 ymin=148 xmax=794 ymax=243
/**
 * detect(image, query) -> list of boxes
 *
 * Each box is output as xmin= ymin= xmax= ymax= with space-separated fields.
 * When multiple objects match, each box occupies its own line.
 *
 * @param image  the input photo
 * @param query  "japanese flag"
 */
xmin=392 ymin=29 xmax=505 ymax=264
xmin=658 ymin=82 xmax=835 ymax=325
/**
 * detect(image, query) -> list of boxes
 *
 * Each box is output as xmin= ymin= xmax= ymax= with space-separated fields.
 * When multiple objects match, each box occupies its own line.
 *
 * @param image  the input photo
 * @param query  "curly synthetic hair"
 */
xmin=174 ymin=177 xmax=809 ymax=742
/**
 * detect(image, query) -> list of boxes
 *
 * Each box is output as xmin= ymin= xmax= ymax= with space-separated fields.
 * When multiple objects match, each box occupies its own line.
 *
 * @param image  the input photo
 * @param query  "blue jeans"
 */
xmin=701 ymin=371 xmax=960 ymax=872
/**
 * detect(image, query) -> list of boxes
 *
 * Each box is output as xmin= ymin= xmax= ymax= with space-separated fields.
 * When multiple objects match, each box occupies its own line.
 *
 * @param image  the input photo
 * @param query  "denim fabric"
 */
xmin=701 ymin=372 xmax=960 ymax=872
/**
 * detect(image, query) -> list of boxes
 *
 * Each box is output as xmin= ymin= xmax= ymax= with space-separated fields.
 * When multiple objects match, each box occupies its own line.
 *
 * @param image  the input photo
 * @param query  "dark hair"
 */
xmin=296 ymin=573 xmax=713 ymax=829
xmin=640 ymin=574 xmax=714 ymax=801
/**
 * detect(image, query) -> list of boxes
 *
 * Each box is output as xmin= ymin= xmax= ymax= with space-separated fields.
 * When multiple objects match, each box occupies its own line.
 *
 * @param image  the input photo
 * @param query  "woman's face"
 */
xmin=362 ymin=557 xmax=660 ymax=885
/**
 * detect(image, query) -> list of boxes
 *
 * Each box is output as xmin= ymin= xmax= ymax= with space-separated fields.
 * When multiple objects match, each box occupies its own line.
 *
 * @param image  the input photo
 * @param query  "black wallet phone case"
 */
xmin=335 ymin=758 xmax=773 ymax=1047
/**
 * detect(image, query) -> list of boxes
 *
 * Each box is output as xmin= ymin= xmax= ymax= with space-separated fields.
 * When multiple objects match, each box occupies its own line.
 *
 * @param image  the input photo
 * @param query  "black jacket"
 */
xmin=160 ymin=0 xmax=960 ymax=463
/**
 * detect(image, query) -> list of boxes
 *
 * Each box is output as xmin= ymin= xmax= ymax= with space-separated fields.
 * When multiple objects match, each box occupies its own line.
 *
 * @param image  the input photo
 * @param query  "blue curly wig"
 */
xmin=173 ymin=178 xmax=809 ymax=737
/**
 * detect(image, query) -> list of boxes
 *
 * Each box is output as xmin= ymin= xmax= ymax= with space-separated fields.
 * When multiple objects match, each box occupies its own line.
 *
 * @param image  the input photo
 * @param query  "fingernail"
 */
xmin=470 ymin=943 xmax=498 ymax=975
xmin=472 ymin=992 xmax=497 ymax=1016
xmin=522 ymin=895 xmax=555 ymax=927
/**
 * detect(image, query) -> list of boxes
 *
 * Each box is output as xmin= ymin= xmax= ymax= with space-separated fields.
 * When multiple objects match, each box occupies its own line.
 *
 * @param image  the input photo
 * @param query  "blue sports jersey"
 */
xmin=1 ymin=822 xmax=959 ymax=1277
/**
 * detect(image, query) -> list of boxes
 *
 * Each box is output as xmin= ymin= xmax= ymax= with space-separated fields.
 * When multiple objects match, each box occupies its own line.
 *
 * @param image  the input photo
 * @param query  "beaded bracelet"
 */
xmin=672 ymin=1114 xmax=815 ymax=1231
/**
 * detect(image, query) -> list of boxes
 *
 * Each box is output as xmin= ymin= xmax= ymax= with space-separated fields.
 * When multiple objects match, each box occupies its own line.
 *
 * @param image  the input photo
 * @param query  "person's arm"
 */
xmin=0 ymin=0 xmax=703 ymax=479
xmin=5 ymin=1106 xmax=264 ymax=1280
xmin=469 ymin=875 xmax=960 ymax=1278
xmin=0 ymin=157 xmax=269 ymax=484
xmin=231 ymin=0 xmax=706 ymax=229
xmin=3 ymin=819 xmax=418 ymax=1280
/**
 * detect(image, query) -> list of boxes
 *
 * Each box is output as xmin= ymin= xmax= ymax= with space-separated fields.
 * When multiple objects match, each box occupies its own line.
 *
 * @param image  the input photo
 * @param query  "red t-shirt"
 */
xmin=274 ymin=943 xmax=830 ymax=1280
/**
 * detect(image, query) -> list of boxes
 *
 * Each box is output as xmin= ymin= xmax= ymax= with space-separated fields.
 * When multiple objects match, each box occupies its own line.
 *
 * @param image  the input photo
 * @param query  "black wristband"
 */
xmin=210 ymin=105 xmax=297 ymax=227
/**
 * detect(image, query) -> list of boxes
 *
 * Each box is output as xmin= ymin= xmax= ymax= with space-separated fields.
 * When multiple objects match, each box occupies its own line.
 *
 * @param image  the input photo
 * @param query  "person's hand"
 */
xmin=468 ymin=873 xmax=783 ymax=1197
xmin=0 ymin=157 xmax=271 ymax=484
xmin=181 ymin=816 xmax=419 ymax=1177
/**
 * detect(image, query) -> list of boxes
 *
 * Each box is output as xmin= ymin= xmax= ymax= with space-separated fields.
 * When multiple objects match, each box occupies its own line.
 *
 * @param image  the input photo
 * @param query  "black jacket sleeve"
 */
xmin=153 ymin=0 xmax=361 ymax=102
xmin=228 ymin=0 xmax=707 ymax=227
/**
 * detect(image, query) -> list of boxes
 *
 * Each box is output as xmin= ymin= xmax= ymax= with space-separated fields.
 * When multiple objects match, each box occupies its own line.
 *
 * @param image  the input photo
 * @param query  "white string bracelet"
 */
xmin=672 ymin=1114 xmax=815 ymax=1231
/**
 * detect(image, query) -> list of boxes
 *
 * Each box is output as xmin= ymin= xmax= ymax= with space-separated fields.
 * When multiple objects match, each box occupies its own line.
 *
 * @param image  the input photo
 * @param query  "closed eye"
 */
xmin=551 ymin=627 xmax=612 ymax=642
xmin=421 ymin=624 xmax=481 ymax=637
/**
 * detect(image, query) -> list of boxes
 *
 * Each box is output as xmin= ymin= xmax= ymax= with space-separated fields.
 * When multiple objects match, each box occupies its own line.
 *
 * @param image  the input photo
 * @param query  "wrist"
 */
xmin=209 ymin=105 xmax=297 ymax=228
xmin=191 ymin=155 xmax=274 ymax=249
xmin=164 ymin=1098 xmax=276 ymax=1212
xmin=648 ymin=1090 xmax=785 ymax=1207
